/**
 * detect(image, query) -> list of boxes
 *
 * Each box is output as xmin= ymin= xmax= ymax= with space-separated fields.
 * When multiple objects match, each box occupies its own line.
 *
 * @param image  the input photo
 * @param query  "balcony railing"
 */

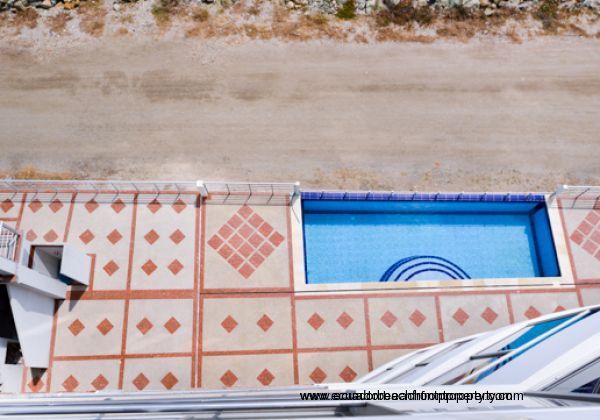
xmin=0 ymin=222 xmax=19 ymax=261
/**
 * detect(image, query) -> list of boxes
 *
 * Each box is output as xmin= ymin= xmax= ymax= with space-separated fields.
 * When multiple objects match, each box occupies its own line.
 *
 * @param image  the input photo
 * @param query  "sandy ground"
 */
xmin=0 ymin=37 xmax=599 ymax=191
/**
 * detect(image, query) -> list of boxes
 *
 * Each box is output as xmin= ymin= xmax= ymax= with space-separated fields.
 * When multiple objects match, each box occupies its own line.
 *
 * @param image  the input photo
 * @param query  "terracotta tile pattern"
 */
xmin=570 ymin=209 xmax=600 ymax=260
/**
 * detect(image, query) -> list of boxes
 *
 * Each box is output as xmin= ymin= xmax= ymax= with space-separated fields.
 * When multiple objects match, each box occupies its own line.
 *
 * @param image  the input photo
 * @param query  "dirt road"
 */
xmin=1 ymin=38 xmax=599 ymax=191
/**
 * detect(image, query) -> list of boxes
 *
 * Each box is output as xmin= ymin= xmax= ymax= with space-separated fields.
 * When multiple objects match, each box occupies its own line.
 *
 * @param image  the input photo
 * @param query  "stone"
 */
xmin=484 ymin=6 xmax=494 ymax=14
xmin=286 ymin=0 xmax=294 ymax=7
xmin=38 ymin=0 xmax=51 ymax=7
xmin=462 ymin=0 xmax=480 ymax=7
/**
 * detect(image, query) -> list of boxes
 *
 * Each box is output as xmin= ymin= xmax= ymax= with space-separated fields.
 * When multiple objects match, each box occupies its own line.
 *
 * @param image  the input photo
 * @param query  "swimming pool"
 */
xmin=302 ymin=197 xmax=560 ymax=284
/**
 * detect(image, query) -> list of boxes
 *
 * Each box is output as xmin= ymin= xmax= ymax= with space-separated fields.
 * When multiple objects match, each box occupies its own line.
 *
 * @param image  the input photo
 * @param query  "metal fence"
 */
xmin=0 ymin=222 xmax=19 ymax=261
xmin=198 ymin=181 xmax=300 ymax=205
xmin=548 ymin=185 xmax=600 ymax=209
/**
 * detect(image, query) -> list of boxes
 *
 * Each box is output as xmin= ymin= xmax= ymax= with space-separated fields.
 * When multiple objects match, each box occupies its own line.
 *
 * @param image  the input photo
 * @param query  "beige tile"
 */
xmin=201 ymin=353 xmax=294 ymax=388
xmin=579 ymin=286 xmax=600 ymax=306
xmin=126 ymin=299 xmax=194 ymax=355
xmin=20 ymin=192 xmax=73 ymax=244
xmin=295 ymin=298 xmax=367 ymax=349
xmin=50 ymin=359 xmax=120 ymax=392
xmin=202 ymin=296 xmax=292 ymax=352
xmin=368 ymin=296 xmax=439 ymax=346
xmin=0 ymin=192 xmax=25 ymax=219
xmin=372 ymin=349 xmax=418 ymax=369
xmin=122 ymin=356 xmax=191 ymax=391
xmin=509 ymin=292 xmax=580 ymax=322
xmin=298 ymin=350 xmax=369 ymax=384
xmin=560 ymin=206 xmax=600 ymax=281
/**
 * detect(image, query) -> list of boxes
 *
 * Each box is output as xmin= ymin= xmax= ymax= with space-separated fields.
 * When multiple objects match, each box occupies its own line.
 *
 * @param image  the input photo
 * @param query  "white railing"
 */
xmin=0 ymin=222 xmax=19 ymax=261
xmin=548 ymin=185 xmax=600 ymax=209
xmin=198 ymin=181 xmax=300 ymax=205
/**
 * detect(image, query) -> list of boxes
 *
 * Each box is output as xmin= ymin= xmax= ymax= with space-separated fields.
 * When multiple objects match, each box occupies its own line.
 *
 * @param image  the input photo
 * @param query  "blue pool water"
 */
xmin=302 ymin=200 xmax=560 ymax=284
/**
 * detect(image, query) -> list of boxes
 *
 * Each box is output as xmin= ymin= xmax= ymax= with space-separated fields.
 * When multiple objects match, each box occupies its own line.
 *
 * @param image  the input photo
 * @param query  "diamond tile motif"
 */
xmin=220 ymin=370 xmax=238 ymax=387
xmin=570 ymin=210 xmax=600 ymax=260
xmin=103 ymin=260 xmax=120 ymax=276
xmin=1 ymin=198 xmax=14 ymax=213
xmin=307 ymin=313 xmax=325 ymax=330
xmin=111 ymin=199 xmax=126 ymax=213
xmin=68 ymin=319 xmax=85 ymax=336
xmin=28 ymin=199 xmax=43 ymax=213
xmin=524 ymin=305 xmax=542 ymax=319
xmin=26 ymin=229 xmax=37 ymax=241
xmin=96 ymin=318 xmax=114 ymax=336
xmin=256 ymin=314 xmax=274 ymax=332
xmin=106 ymin=229 xmax=123 ymax=244
xmin=208 ymin=206 xmax=285 ymax=279
xmin=136 ymin=318 xmax=154 ymax=335
xmin=380 ymin=310 xmax=398 ymax=328
xmin=133 ymin=373 xmax=149 ymax=390
xmin=170 ymin=229 xmax=185 ymax=245
xmin=167 ymin=259 xmax=184 ymax=275
xmin=49 ymin=199 xmax=64 ymax=213
xmin=309 ymin=367 xmax=327 ymax=384
xmin=28 ymin=377 xmax=45 ymax=392
xmin=62 ymin=375 xmax=79 ymax=392
xmin=144 ymin=229 xmax=160 ymax=245
xmin=336 ymin=312 xmax=354 ymax=329
xmin=452 ymin=308 xmax=470 ymax=326
xmin=79 ymin=229 xmax=95 ymax=245
xmin=148 ymin=199 xmax=162 ymax=214
xmin=481 ymin=307 xmax=498 ymax=325
xmin=555 ymin=305 xmax=566 ymax=312
xmin=257 ymin=369 xmax=275 ymax=386
xmin=164 ymin=317 xmax=181 ymax=334
xmin=409 ymin=309 xmax=426 ymax=327
xmin=43 ymin=229 xmax=59 ymax=242
xmin=141 ymin=259 xmax=158 ymax=276
xmin=172 ymin=199 xmax=187 ymax=214
xmin=339 ymin=366 xmax=357 ymax=382
xmin=161 ymin=372 xmax=179 ymax=390
xmin=221 ymin=315 xmax=238 ymax=333
xmin=91 ymin=374 xmax=109 ymax=390
xmin=85 ymin=199 xmax=99 ymax=213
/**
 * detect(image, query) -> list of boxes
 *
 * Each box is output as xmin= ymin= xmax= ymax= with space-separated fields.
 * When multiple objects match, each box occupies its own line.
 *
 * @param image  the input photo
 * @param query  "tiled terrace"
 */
xmin=1 ymin=186 xmax=598 ymax=393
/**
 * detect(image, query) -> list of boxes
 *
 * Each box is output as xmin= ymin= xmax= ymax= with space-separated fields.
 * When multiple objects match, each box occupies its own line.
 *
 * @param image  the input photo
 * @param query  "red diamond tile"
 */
xmin=43 ymin=229 xmax=58 ymax=242
xmin=106 ymin=229 xmax=123 ymax=245
xmin=49 ymin=199 xmax=64 ymax=213
xmin=133 ymin=373 xmax=149 ymax=390
xmin=248 ymin=213 xmax=264 ymax=228
xmin=227 ymin=214 xmax=243 ymax=229
xmin=257 ymin=314 xmax=274 ymax=332
xmin=228 ymin=234 xmax=244 ymax=249
xmin=269 ymin=232 xmax=284 ymax=247
xmin=68 ymin=319 xmax=85 ymax=336
xmin=144 ymin=229 xmax=160 ymax=245
xmin=481 ymin=307 xmax=498 ymax=325
xmin=103 ymin=260 xmax=119 ymax=276
xmin=586 ymin=211 xmax=600 ymax=225
xmin=248 ymin=233 xmax=264 ymax=248
xmin=85 ymin=199 xmax=99 ymax=213
xmin=168 ymin=259 xmax=184 ymax=275
xmin=79 ymin=229 xmax=95 ymax=244
xmin=257 ymin=368 xmax=275 ymax=386
xmin=91 ymin=374 xmax=109 ymax=390
xmin=111 ymin=199 xmax=125 ymax=213
xmin=221 ymin=315 xmax=238 ymax=333
xmin=339 ymin=366 xmax=357 ymax=382
xmin=596 ymin=250 xmax=600 ymax=261
xmin=238 ymin=263 xmax=255 ymax=279
xmin=554 ymin=305 xmax=566 ymax=312
xmin=238 ymin=243 xmax=254 ymax=258
xmin=164 ymin=317 xmax=181 ymax=334
xmin=307 ymin=313 xmax=325 ymax=330
xmin=237 ymin=206 xmax=253 ymax=219
xmin=28 ymin=199 xmax=42 ymax=213
xmin=336 ymin=312 xmax=354 ymax=329
xmin=524 ymin=306 xmax=541 ymax=319
xmin=218 ymin=224 xmax=234 ymax=239
xmin=259 ymin=242 xmax=274 ymax=257
xmin=583 ymin=240 xmax=598 ymax=255
xmin=172 ymin=199 xmax=186 ymax=214
xmin=309 ymin=367 xmax=327 ymax=384
xmin=592 ymin=231 xmax=600 ymax=245
xmin=218 ymin=244 xmax=235 ymax=260
xmin=26 ymin=229 xmax=37 ymax=241
xmin=208 ymin=235 xmax=223 ymax=250
xmin=96 ymin=318 xmax=114 ymax=335
xmin=220 ymin=370 xmax=238 ymax=387
xmin=27 ymin=376 xmax=44 ymax=392
xmin=452 ymin=308 xmax=470 ymax=326
xmin=141 ymin=259 xmax=157 ymax=275
xmin=161 ymin=372 xmax=179 ymax=390
xmin=380 ymin=310 xmax=398 ymax=328
xmin=1 ymin=198 xmax=14 ymax=212
xmin=62 ymin=375 xmax=79 ymax=392
xmin=570 ymin=230 xmax=585 ymax=245
xmin=249 ymin=252 xmax=265 ymax=268
xmin=170 ymin=229 xmax=185 ymax=244
xmin=238 ymin=224 xmax=254 ymax=239
xmin=136 ymin=318 xmax=154 ymax=335
xmin=578 ymin=221 xmax=593 ymax=235
xmin=148 ymin=199 xmax=162 ymax=213
xmin=258 ymin=222 xmax=274 ymax=237
xmin=228 ymin=253 xmax=244 ymax=269
xmin=409 ymin=309 xmax=426 ymax=327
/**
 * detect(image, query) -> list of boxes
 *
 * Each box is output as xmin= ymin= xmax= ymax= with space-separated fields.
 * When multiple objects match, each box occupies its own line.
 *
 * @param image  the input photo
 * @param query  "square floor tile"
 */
xmin=201 ymin=353 xmax=294 ymax=388
xmin=298 ymin=350 xmax=369 ymax=385
xmin=509 ymin=291 xmax=580 ymax=322
xmin=50 ymin=359 xmax=120 ymax=392
xmin=122 ymin=356 xmax=192 ymax=391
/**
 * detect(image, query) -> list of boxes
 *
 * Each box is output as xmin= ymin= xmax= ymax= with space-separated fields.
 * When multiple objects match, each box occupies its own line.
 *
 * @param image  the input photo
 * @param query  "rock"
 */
xmin=583 ymin=0 xmax=600 ymax=8
xmin=480 ymin=0 xmax=489 ymax=6
xmin=484 ymin=6 xmax=494 ymax=14
xmin=112 ymin=2 xmax=120 ymax=11
xmin=12 ymin=0 xmax=25 ymax=10
xmin=462 ymin=0 xmax=480 ymax=7
xmin=38 ymin=0 xmax=51 ymax=7
xmin=286 ymin=0 xmax=294 ymax=7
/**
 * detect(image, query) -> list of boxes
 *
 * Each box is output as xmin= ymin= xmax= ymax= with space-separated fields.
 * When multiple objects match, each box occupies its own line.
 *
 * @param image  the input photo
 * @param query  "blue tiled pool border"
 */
xmin=300 ymin=191 xmax=546 ymax=202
